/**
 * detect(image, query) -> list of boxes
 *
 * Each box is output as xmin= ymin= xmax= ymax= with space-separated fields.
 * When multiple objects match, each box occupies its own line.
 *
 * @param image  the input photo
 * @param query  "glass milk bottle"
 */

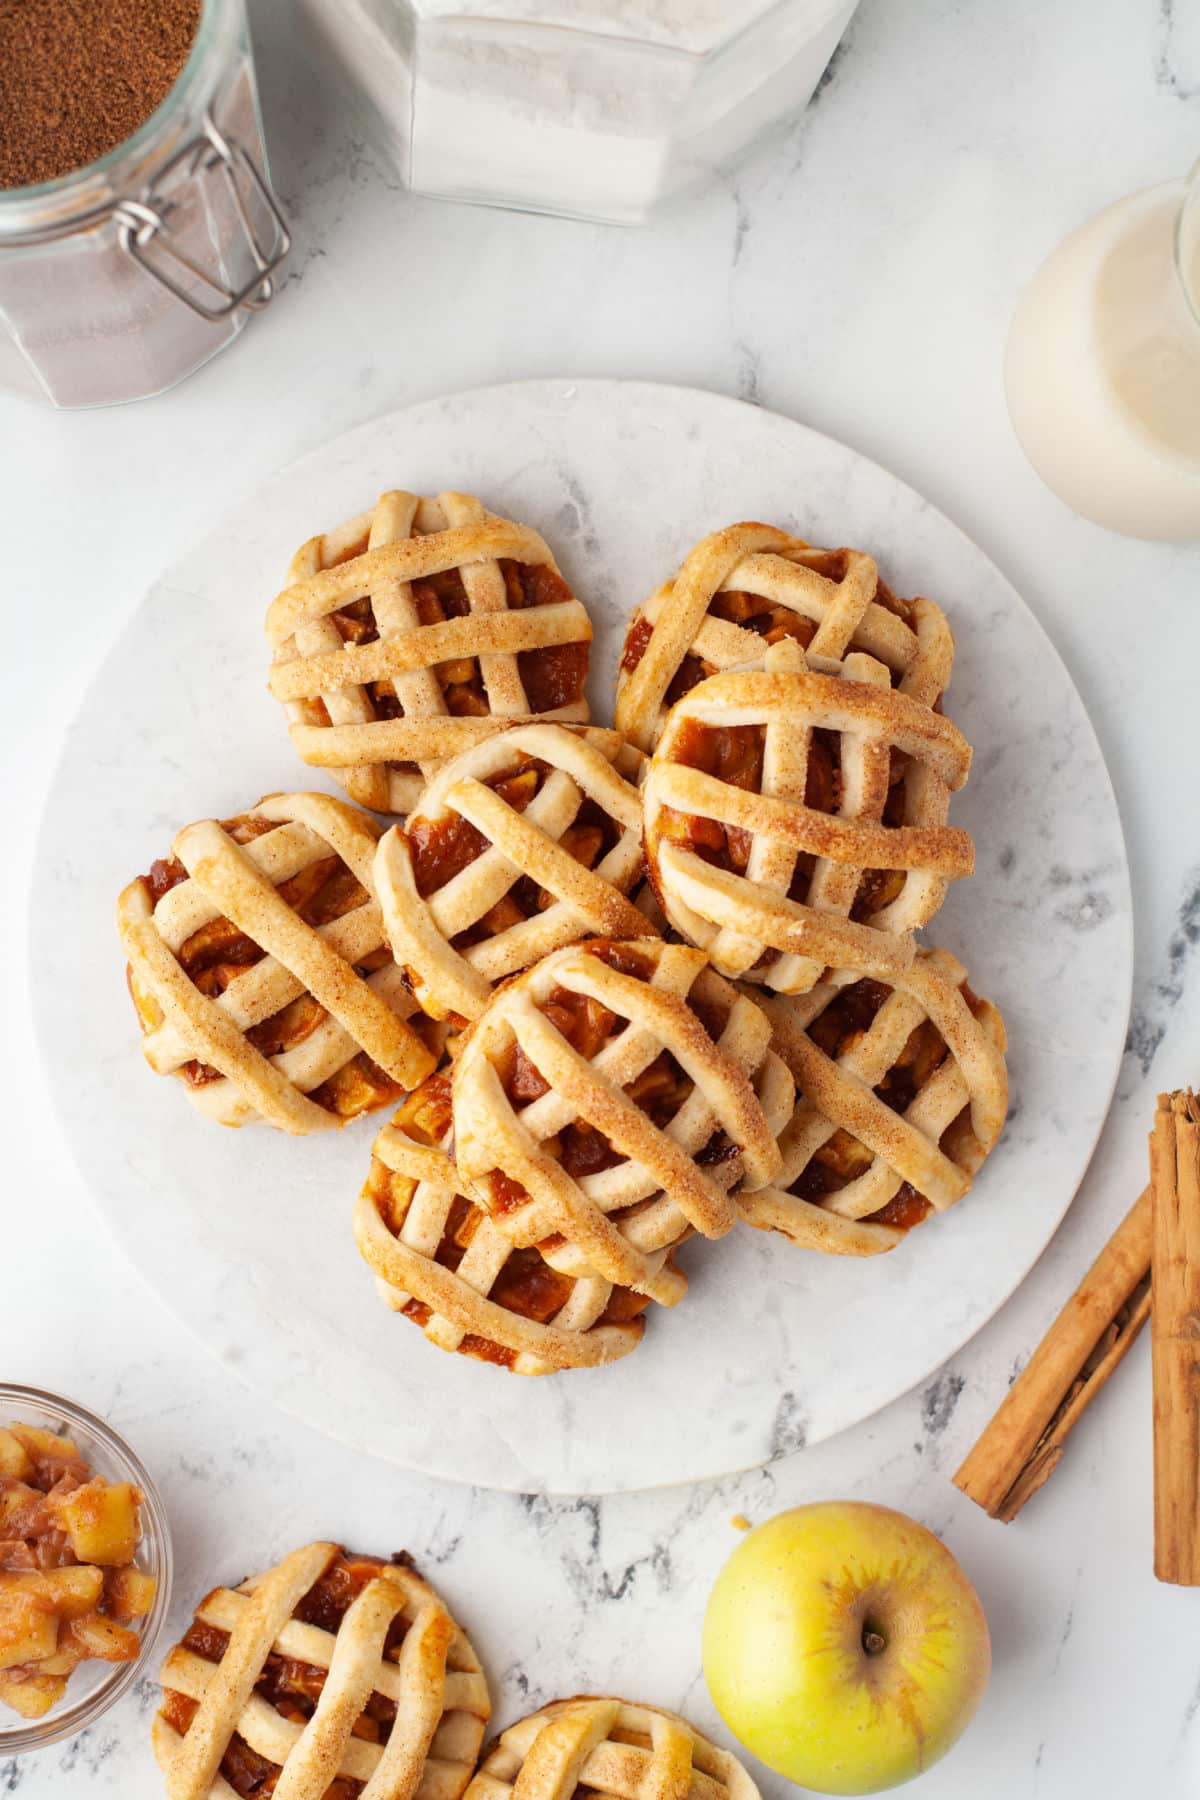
xmin=1005 ymin=164 xmax=1200 ymax=541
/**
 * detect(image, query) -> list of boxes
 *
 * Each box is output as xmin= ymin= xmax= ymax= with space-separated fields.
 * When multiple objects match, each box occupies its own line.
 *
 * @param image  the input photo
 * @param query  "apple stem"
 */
xmin=862 ymin=1629 xmax=886 ymax=1655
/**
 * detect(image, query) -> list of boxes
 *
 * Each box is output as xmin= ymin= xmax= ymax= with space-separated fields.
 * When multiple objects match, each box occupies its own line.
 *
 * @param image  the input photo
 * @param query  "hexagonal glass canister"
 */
xmin=298 ymin=0 xmax=859 ymax=224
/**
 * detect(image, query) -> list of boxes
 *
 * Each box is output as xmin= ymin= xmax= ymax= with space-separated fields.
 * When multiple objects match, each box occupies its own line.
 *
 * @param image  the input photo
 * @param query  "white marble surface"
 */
xmin=31 ymin=381 xmax=1130 ymax=1492
xmin=3 ymin=0 xmax=1199 ymax=1790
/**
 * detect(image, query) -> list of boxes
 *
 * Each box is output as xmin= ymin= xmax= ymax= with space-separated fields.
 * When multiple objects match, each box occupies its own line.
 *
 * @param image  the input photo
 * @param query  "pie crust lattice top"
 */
xmin=642 ymin=644 xmax=974 ymax=995
xmin=465 ymin=1697 xmax=761 ymax=1800
xmin=355 ymin=1072 xmax=654 ymax=1374
xmin=118 ymin=792 xmax=436 ymax=1133
xmin=375 ymin=725 xmax=657 ymax=1028
xmin=615 ymin=522 xmax=953 ymax=752
xmin=452 ymin=939 xmax=792 ymax=1300
xmin=739 ymin=945 xmax=1008 ymax=1255
xmin=153 ymin=1541 xmax=490 ymax=1800
xmin=266 ymin=491 xmax=593 ymax=815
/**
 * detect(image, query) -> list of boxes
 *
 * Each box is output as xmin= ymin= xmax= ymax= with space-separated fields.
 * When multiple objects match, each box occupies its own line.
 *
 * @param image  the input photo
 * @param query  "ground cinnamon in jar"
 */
xmin=0 ymin=0 xmax=202 ymax=190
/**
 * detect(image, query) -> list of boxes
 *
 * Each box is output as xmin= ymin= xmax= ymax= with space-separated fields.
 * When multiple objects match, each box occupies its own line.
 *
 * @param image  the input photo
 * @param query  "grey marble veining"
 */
xmin=4 ymin=0 xmax=1200 ymax=1792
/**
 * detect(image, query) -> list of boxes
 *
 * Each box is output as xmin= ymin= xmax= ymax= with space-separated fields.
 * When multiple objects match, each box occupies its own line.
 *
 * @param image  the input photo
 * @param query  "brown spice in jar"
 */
xmin=0 ymin=0 xmax=202 ymax=191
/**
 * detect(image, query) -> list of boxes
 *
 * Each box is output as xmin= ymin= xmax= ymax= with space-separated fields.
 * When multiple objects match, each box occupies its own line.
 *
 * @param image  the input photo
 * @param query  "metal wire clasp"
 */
xmin=115 ymin=114 xmax=291 ymax=322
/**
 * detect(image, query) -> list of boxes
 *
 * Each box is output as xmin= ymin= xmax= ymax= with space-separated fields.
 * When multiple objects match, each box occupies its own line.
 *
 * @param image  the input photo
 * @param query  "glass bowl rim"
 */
xmin=0 ymin=1382 xmax=172 ymax=1756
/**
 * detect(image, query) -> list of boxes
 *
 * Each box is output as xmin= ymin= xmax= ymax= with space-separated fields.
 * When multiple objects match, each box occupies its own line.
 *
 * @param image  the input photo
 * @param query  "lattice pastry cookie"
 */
xmin=739 ymin=946 xmax=1008 ymax=1254
xmin=266 ymin=490 xmax=593 ymax=815
xmin=453 ymin=939 xmax=793 ymax=1300
xmin=118 ymin=792 xmax=437 ymax=1132
xmin=375 ymin=723 xmax=658 ymax=1029
xmin=465 ymin=1697 xmax=760 ymax=1800
xmin=642 ymin=648 xmax=974 ymax=994
xmin=153 ymin=1540 xmax=490 ymax=1800
xmin=615 ymin=521 xmax=954 ymax=752
xmin=356 ymin=1071 xmax=658 ymax=1373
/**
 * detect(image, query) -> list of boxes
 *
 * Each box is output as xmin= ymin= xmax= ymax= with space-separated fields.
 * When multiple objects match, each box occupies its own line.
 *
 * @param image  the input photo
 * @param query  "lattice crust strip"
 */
xmin=376 ymin=723 xmax=658 ymax=1026
xmin=152 ymin=1541 xmax=491 ymax=1800
xmin=615 ymin=520 xmax=954 ymax=752
xmin=355 ymin=1085 xmax=652 ymax=1374
xmin=643 ymin=647 xmax=975 ymax=996
xmin=464 ymin=1697 xmax=762 ymax=1800
xmin=117 ymin=792 xmax=436 ymax=1133
xmin=738 ymin=945 xmax=1009 ymax=1255
xmin=266 ymin=490 xmax=593 ymax=815
xmin=453 ymin=939 xmax=793 ymax=1300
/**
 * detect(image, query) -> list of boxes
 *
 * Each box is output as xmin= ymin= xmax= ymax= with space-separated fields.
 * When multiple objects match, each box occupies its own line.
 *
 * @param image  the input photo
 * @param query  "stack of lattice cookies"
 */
xmin=118 ymin=492 xmax=1009 ymax=1375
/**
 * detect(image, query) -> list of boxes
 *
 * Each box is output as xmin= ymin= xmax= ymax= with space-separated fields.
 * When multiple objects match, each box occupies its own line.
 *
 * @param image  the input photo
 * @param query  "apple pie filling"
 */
xmin=406 ymin=757 xmax=633 ymax=953
xmin=364 ymin=1074 xmax=651 ymax=1369
xmin=478 ymin=941 xmax=740 ymax=1221
xmin=307 ymin=533 xmax=589 ymax=783
xmin=158 ymin=1552 xmax=410 ymax=1800
xmin=0 ymin=1425 xmax=155 ymax=1719
xmin=128 ymin=815 xmax=419 ymax=1122
xmin=647 ymin=718 xmax=910 ymax=928
xmin=790 ymin=975 xmax=990 ymax=1231
xmin=621 ymin=550 xmax=920 ymax=715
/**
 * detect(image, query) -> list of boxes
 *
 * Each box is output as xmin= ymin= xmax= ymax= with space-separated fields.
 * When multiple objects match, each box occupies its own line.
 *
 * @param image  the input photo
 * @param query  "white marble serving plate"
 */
xmin=33 ymin=380 xmax=1131 ymax=1495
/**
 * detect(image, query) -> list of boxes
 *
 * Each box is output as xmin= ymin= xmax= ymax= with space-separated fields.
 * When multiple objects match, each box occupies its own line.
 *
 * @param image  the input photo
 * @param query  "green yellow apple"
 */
xmin=702 ymin=1501 xmax=990 ymax=1794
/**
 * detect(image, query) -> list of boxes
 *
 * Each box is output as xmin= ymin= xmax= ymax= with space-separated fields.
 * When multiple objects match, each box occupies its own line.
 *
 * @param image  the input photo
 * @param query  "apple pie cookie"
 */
xmin=615 ymin=522 xmax=953 ymax=752
xmin=266 ymin=491 xmax=593 ymax=815
xmin=375 ymin=724 xmax=657 ymax=1029
xmin=738 ymin=947 xmax=1008 ymax=1254
xmin=452 ymin=939 xmax=792 ymax=1300
xmin=118 ymin=793 xmax=437 ymax=1132
xmin=153 ymin=1540 xmax=490 ymax=1800
xmin=642 ymin=649 xmax=974 ymax=994
xmin=355 ymin=1071 xmax=657 ymax=1372
xmin=465 ymin=1697 xmax=761 ymax=1800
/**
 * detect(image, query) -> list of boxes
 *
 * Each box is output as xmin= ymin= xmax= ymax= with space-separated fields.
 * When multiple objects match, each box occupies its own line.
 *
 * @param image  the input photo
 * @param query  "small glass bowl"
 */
xmin=0 ymin=1384 xmax=172 ymax=1754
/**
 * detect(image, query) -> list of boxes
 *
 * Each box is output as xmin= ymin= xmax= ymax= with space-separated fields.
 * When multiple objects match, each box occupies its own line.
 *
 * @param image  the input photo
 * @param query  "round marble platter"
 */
xmin=34 ymin=380 xmax=1132 ymax=1495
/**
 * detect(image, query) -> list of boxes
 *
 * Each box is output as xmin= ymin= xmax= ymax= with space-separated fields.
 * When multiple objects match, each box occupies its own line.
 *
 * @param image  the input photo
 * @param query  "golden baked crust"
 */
xmin=152 ymin=1542 xmax=489 ymax=1800
xmin=118 ymin=792 xmax=436 ymax=1132
xmin=355 ymin=1073 xmax=652 ymax=1374
xmin=465 ymin=1697 xmax=761 ymax=1800
xmin=375 ymin=723 xmax=657 ymax=1029
xmin=641 ymin=644 xmax=974 ymax=995
xmin=739 ymin=946 xmax=1008 ymax=1254
xmin=266 ymin=491 xmax=593 ymax=815
xmin=452 ymin=939 xmax=792 ymax=1300
xmin=615 ymin=521 xmax=953 ymax=752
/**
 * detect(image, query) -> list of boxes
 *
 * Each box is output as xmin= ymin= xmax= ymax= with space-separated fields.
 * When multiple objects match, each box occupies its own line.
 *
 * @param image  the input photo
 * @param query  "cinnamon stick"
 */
xmin=953 ymin=1187 xmax=1152 ymax=1520
xmin=1151 ymin=1090 xmax=1200 ymax=1585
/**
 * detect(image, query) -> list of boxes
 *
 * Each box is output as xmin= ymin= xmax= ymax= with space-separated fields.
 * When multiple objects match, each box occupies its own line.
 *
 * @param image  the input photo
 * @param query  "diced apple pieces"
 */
xmin=0 ymin=1667 xmax=69 ymax=1718
xmin=0 ymin=1481 xmax=47 ymax=1532
xmin=0 ymin=1565 xmax=105 ymax=1617
xmin=0 ymin=1429 xmax=33 ymax=1481
xmin=59 ymin=1610 xmax=141 ymax=1664
xmin=0 ymin=1604 xmax=57 ymax=1672
xmin=0 ymin=1424 xmax=155 ymax=1719
xmin=47 ymin=1479 xmax=141 ymax=1566
xmin=105 ymin=1565 xmax=157 ymax=1623
xmin=9 ymin=1426 xmax=84 ymax=1473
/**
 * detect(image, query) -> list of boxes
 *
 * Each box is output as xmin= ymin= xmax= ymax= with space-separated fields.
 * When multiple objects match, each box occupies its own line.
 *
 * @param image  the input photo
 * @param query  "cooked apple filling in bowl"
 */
xmin=0 ymin=1386 xmax=170 ymax=1750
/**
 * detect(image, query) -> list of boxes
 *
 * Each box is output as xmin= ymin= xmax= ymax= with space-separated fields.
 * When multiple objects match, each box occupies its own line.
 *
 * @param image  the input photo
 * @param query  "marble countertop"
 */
xmin=3 ymin=0 xmax=1198 ymax=1793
